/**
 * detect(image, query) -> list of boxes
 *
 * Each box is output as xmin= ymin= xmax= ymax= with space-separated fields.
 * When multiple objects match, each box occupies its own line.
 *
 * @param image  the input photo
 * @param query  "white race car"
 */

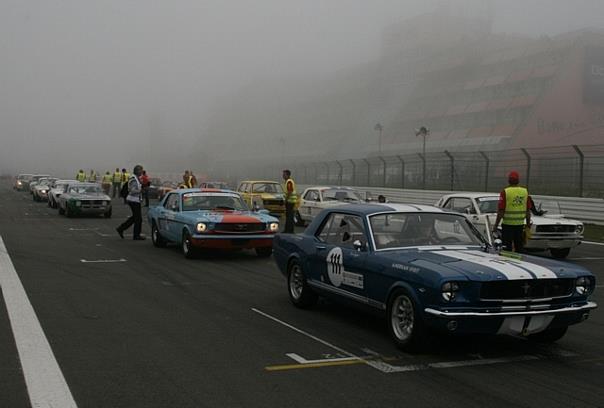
xmin=435 ymin=193 xmax=584 ymax=258
xmin=48 ymin=180 xmax=77 ymax=209
xmin=295 ymin=186 xmax=364 ymax=226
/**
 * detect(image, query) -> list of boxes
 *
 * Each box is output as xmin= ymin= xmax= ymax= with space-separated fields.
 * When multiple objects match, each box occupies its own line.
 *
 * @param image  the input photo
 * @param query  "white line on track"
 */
xmin=582 ymin=241 xmax=604 ymax=246
xmin=568 ymin=257 xmax=604 ymax=260
xmin=252 ymin=308 xmax=557 ymax=374
xmin=0 ymin=235 xmax=78 ymax=407
xmin=80 ymin=258 xmax=126 ymax=263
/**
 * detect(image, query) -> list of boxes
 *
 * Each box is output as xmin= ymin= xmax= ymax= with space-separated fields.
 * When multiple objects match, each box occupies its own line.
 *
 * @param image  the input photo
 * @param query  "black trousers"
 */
xmin=284 ymin=202 xmax=295 ymax=233
xmin=142 ymin=189 xmax=149 ymax=207
xmin=502 ymin=224 xmax=524 ymax=252
xmin=112 ymin=183 xmax=120 ymax=198
xmin=119 ymin=201 xmax=142 ymax=238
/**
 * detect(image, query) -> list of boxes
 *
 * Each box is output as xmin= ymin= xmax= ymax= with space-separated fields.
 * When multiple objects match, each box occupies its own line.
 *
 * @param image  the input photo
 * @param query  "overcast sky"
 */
xmin=1 ymin=0 xmax=603 ymax=175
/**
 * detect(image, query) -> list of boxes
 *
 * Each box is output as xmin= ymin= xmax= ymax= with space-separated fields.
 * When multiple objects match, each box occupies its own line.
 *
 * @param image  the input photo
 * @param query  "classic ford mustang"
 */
xmin=148 ymin=189 xmax=280 ymax=258
xmin=273 ymin=203 xmax=597 ymax=350
xmin=58 ymin=183 xmax=112 ymax=218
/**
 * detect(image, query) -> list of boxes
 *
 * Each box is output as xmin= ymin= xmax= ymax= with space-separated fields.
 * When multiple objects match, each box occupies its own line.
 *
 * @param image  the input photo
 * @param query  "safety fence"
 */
xmin=214 ymin=144 xmax=604 ymax=198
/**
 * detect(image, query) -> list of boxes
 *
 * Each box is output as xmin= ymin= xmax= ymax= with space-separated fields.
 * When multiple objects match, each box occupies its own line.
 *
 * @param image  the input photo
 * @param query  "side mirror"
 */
xmin=493 ymin=238 xmax=503 ymax=251
xmin=170 ymin=204 xmax=179 ymax=212
xmin=464 ymin=207 xmax=471 ymax=215
xmin=353 ymin=239 xmax=366 ymax=252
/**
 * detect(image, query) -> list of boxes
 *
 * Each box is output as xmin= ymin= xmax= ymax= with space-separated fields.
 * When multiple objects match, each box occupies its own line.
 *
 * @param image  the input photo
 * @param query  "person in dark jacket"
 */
xmin=116 ymin=165 xmax=146 ymax=240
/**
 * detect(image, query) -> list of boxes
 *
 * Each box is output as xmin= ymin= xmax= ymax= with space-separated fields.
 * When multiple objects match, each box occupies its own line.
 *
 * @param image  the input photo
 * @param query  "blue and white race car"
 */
xmin=148 ymin=189 xmax=280 ymax=258
xmin=273 ymin=203 xmax=597 ymax=350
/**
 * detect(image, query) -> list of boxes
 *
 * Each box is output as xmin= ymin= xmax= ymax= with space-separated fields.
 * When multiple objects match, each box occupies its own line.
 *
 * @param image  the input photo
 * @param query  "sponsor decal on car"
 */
xmin=326 ymin=247 xmax=364 ymax=289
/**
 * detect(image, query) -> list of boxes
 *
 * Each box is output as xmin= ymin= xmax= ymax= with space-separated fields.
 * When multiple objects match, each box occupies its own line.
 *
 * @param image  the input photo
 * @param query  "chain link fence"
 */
xmin=215 ymin=144 xmax=604 ymax=198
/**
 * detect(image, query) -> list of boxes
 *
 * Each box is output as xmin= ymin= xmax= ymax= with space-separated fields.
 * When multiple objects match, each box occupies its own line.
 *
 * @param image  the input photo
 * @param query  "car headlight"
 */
xmin=75 ymin=201 xmax=81 ymax=207
xmin=40 ymin=190 xmax=47 ymax=194
xmin=575 ymin=276 xmax=593 ymax=295
xmin=268 ymin=222 xmax=279 ymax=232
xmin=576 ymin=224 xmax=584 ymax=233
xmin=196 ymin=223 xmax=207 ymax=233
xmin=441 ymin=282 xmax=460 ymax=302
xmin=17 ymin=181 xmax=22 ymax=185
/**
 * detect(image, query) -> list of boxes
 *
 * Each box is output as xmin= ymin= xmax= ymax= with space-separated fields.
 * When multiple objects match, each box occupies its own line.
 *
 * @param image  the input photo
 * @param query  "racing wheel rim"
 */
xmin=183 ymin=233 xmax=191 ymax=255
xmin=152 ymin=225 xmax=159 ymax=244
xmin=289 ymin=264 xmax=304 ymax=300
xmin=391 ymin=294 xmax=414 ymax=341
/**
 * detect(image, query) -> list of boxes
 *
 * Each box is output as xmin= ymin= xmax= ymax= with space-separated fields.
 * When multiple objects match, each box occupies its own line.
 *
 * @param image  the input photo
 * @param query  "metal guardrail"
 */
xmin=298 ymin=185 xmax=604 ymax=225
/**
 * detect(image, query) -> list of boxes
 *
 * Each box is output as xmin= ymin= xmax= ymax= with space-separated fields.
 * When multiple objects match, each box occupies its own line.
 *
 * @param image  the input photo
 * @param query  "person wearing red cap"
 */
xmin=492 ymin=171 xmax=532 ymax=252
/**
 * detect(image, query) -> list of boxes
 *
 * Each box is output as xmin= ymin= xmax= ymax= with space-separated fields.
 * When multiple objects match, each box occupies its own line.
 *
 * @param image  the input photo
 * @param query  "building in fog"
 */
xmin=206 ymin=8 xmax=604 ymax=168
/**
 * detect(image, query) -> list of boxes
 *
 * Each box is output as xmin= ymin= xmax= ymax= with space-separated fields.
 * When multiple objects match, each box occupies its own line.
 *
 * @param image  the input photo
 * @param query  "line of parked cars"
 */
xmin=12 ymin=174 xmax=597 ymax=351
xmin=14 ymin=174 xmax=113 ymax=218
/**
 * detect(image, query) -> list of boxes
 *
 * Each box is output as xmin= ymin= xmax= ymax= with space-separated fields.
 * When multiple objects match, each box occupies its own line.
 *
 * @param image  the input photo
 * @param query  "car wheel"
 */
xmin=550 ymin=248 xmax=570 ymax=259
xmin=151 ymin=223 xmax=167 ymax=248
xmin=287 ymin=259 xmax=317 ymax=308
xmin=387 ymin=289 xmax=428 ymax=351
xmin=181 ymin=230 xmax=197 ymax=259
xmin=66 ymin=206 xmax=73 ymax=218
xmin=58 ymin=206 xmax=65 ymax=215
xmin=255 ymin=247 xmax=273 ymax=257
xmin=104 ymin=209 xmax=112 ymax=219
xmin=528 ymin=326 xmax=568 ymax=343
xmin=47 ymin=199 xmax=51 ymax=208
xmin=294 ymin=211 xmax=305 ymax=227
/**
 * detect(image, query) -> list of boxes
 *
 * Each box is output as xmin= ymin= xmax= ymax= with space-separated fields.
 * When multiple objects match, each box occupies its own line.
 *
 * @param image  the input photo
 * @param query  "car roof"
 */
xmin=240 ymin=180 xmax=280 ymax=184
xmin=304 ymin=186 xmax=357 ymax=191
xmin=328 ymin=203 xmax=446 ymax=215
xmin=440 ymin=192 xmax=499 ymax=199
xmin=172 ymin=188 xmax=239 ymax=195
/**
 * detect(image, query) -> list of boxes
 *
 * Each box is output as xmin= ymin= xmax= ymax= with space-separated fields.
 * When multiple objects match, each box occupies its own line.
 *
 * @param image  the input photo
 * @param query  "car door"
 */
xmin=158 ymin=193 xmax=179 ymax=241
xmin=309 ymin=212 xmax=369 ymax=301
xmin=300 ymin=189 xmax=318 ymax=221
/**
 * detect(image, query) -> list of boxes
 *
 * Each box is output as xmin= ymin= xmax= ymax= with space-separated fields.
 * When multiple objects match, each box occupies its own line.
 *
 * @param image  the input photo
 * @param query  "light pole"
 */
xmin=374 ymin=123 xmax=384 ymax=155
xmin=415 ymin=126 xmax=429 ymax=190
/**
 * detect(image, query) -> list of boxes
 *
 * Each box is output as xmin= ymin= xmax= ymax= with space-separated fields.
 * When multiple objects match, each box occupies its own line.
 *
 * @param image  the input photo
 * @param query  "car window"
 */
xmin=164 ymin=193 xmax=179 ymax=211
xmin=181 ymin=193 xmax=248 ymax=211
xmin=476 ymin=196 xmax=499 ymax=214
xmin=304 ymin=190 xmax=319 ymax=201
xmin=370 ymin=213 xmax=483 ymax=249
xmin=446 ymin=197 xmax=475 ymax=214
xmin=69 ymin=186 xmax=101 ymax=194
xmin=252 ymin=183 xmax=283 ymax=194
xmin=238 ymin=183 xmax=246 ymax=192
xmin=322 ymin=189 xmax=362 ymax=202
xmin=316 ymin=213 xmax=367 ymax=249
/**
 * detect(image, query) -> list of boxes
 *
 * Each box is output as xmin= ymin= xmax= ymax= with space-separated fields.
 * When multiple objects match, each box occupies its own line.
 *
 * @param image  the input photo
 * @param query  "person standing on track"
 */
xmin=282 ymin=169 xmax=297 ymax=233
xmin=140 ymin=170 xmax=150 ymax=207
xmin=492 ymin=170 xmax=532 ymax=252
xmin=112 ymin=168 xmax=122 ymax=198
xmin=116 ymin=164 xmax=146 ymax=240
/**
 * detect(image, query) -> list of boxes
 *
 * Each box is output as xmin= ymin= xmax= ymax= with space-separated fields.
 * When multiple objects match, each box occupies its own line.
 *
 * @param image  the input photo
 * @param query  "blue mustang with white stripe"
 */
xmin=273 ymin=203 xmax=597 ymax=350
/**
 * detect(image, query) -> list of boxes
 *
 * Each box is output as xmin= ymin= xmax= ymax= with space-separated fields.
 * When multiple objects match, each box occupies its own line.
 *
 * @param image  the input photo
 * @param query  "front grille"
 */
xmin=480 ymin=279 xmax=574 ymax=301
xmin=214 ymin=223 xmax=266 ymax=233
xmin=536 ymin=225 xmax=576 ymax=233
xmin=263 ymin=199 xmax=284 ymax=206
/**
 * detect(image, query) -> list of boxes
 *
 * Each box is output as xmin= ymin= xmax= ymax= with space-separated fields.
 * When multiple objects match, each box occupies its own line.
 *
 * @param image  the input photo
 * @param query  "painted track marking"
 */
xmin=582 ymin=241 xmax=604 ymax=246
xmin=0 ymin=234 xmax=78 ymax=407
xmin=80 ymin=258 xmax=127 ymax=263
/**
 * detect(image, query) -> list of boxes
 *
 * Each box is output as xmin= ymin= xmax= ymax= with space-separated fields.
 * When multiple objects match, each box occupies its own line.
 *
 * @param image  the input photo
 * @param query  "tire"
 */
xmin=47 ymin=199 xmax=51 ymax=208
xmin=550 ymin=248 xmax=571 ymax=259
xmin=104 ymin=209 xmax=112 ymax=219
xmin=151 ymin=223 xmax=167 ymax=248
xmin=294 ymin=211 xmax=305 ymax=227
xmin=528 ymin=326 xmax=568 ymax=343
xmin=181 ymin=230 xmax=197 ymax=259
xmin=287 ymin=259 xmax=317 ymax=308
xmin=386 ymin=289 xmax=429 ymax=351
xmin=255 ymin=247 xmax=273 ymax=257
xmin=66 ymin=206 xmax=73 ymax=218
xmin=58 ymin=206 xmax=65 ymax=215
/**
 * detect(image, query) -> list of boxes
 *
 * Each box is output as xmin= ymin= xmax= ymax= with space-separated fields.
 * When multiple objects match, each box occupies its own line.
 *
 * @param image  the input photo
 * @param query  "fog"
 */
xmin=1 ymin=0 xmax=603 ymax=177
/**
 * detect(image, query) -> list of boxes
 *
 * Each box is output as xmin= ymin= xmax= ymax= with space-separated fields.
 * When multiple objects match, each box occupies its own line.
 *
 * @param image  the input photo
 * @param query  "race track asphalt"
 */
xmin=0 ymin=182 xmax=603 ymax=408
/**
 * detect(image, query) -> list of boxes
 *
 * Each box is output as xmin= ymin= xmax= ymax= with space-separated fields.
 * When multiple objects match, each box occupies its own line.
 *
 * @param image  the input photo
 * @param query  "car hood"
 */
xmin=182 ymin=210 xmax=279 ymax=223
xmin=379 ymin=247 xmax=590 ymax=282
xmin=65 ymin=193 xmax=110 ymax=200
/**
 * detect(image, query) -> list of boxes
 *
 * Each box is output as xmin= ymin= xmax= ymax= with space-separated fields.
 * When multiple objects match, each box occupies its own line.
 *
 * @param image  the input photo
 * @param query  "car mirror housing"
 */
xmin=353 ymin=239 xmax=366 ymax=252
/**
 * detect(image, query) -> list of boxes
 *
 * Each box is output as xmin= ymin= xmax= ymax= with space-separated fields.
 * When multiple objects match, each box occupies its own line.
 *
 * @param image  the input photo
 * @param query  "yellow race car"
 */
xmin=237 ymin=180 xmax=286 ymax=218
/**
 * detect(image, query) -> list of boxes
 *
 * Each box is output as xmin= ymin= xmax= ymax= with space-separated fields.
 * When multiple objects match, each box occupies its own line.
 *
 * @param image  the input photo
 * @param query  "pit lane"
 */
xmin=1 ymin=182 xmax=603 ymax=408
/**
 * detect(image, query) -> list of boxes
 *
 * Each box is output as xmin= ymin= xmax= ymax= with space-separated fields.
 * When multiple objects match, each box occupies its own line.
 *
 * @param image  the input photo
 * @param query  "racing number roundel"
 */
xmin=326 ymin=247 xmax=344 ymax=287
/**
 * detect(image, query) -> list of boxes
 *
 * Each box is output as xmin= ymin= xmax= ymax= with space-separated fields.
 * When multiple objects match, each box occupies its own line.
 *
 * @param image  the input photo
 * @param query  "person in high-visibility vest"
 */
xmin=112 ymin=168 xmax=122 ymax=198
xmin=76 ymin=169 xmax=86 ymax=182
xmin=492 ymin=171 xmax=532 ymax=252
xmin=88 ymin=170 xmax=97 ymax=182
xmin=181 ymin=170 xmax=193 ymax=188
xmin=282 ymin=169 xmax=297 ymax=233
xmin=101 ymin=171 xmax=112 ymax=195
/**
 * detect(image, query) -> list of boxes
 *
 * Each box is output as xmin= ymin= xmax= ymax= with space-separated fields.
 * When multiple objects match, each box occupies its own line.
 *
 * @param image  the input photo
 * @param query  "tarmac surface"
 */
xmin=1 ymin=182 xmax=603 ymax=408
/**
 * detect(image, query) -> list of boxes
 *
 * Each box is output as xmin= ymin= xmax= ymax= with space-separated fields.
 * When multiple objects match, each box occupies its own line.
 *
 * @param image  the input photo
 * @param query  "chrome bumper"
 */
xmin=425 ymin=302 xmax=597 ymax=317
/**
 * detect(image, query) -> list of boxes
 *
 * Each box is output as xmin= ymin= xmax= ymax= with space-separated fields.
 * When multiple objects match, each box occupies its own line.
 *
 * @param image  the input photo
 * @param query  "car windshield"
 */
xmin=252 ymin=183 xmax=283 ymax=194
xmin=69 ymin=186 xmax=101 ymax=194
xmin=370 ymin=212 xmax=484 ymax=249
xmin=475 ymin=196 xmax=499 ymax=214
xmin=322 ymin=188 xmax=362 ymax=202
xmin=182 ymin=193 xmax=249 ymax=211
